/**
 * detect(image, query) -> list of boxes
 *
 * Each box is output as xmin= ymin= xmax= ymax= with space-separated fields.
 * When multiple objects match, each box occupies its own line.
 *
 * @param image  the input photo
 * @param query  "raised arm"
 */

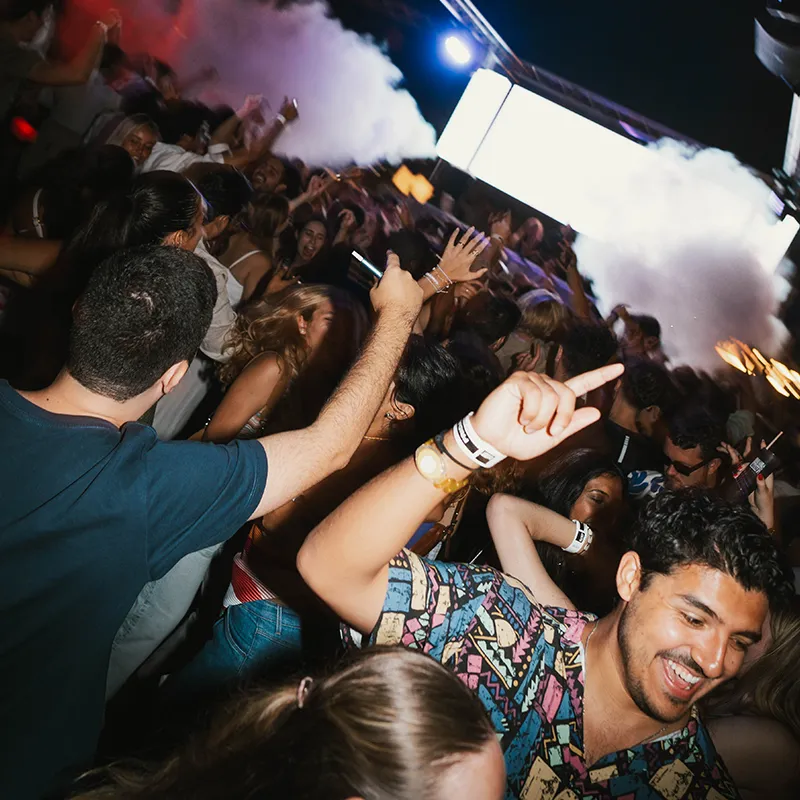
xmin=223 ymin=98 xmax=298 ymax=170
xmin=485 ymin=494 xmax=577 ymax=609
xmin=28 ymin=18 xmax=110 ymax=87
xmin=297 ymin=364 xmax=624 ymax=634
xmin=249 ymin=254 xmax=422 ymax=519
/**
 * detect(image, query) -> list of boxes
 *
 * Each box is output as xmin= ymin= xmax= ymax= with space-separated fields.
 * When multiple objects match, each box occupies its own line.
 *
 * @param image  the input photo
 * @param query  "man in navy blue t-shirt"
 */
xmin=0 ymin=244 xmax=422 ymax=798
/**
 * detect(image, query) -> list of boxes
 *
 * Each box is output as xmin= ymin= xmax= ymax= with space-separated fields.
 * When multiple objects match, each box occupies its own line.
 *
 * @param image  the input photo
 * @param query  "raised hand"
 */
xmin=439 ymin=227 xmax=489 ymax=284
xmin=489 ymin=210 xmax=513 ymax=244
xmin=470 ymin=365 xmax=625 ymax=462
xmin=338 ymin=208 xmax=358 ymax=232
xmin=238 ymin=94 xmax=264 ymax=120
xmin=370 ymin=251 xmax=423 ymax=321
xmin=280 ymin=96 xmax=299 ymax=122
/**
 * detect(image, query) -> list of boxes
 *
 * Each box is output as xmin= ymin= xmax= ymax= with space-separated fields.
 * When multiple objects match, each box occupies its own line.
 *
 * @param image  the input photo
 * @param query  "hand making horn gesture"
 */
xmin=470 ymin=364 xmax=626 ymax=462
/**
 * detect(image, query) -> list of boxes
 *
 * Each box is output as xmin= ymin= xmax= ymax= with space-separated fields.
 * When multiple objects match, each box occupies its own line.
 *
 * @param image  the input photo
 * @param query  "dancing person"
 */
xmin=88 ymin=113 xmax=161 ymax=168
xmin=0 ymin=244 xmax=423 ymax=798
xmin=488 ymin=449 xmax=627 ymax=613
xmin=663 ymin=404 xmax=726 ymax=491
xmin=203 ymin=284 xmax=363 ymax=443
xmin=298 ymin=365 xmax=793 ymax=799
xmin=76 ymin=648 xmax=505 ymax=800
xmin=219 ymin=193 xmax=290 ymax=305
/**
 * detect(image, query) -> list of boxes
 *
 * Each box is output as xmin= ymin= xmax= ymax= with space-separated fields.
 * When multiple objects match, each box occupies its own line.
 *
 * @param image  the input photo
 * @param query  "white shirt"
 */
xmin=195 ymin=239 xmax=237 ymax=362
xmin=142 ymin=142 xmax=229 ymax=174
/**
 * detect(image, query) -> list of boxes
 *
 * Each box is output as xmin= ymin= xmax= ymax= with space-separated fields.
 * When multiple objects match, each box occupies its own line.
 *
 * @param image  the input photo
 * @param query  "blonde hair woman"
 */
xmin=204 ymin=285 xmax=365 ymax=443
xmin=75 ymin=648 xmax=504 ymax=800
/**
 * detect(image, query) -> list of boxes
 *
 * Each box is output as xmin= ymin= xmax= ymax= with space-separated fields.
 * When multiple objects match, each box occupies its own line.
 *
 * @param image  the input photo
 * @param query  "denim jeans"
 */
xmin=167 ymin=599 xmax=304 ymax=696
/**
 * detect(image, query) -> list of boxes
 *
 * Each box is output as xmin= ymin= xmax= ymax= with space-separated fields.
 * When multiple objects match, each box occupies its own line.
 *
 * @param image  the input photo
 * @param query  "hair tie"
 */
xmin=296 ymin=676 xmax=313 ymax=709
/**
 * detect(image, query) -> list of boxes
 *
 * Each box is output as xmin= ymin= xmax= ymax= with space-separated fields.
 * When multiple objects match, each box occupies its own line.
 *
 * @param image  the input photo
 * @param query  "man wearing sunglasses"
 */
xmin=664 ymin=404 xmax=726 ymax=491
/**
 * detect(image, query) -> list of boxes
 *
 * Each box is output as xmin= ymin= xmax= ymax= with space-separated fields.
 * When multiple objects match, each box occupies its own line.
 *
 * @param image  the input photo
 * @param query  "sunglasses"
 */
xmin=664 ymin=456 xmax=713 ymax=477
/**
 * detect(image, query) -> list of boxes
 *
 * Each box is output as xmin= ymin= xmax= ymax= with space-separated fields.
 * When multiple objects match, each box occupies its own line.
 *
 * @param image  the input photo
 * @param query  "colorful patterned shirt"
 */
xmin=368 ymin=549 xmax=740 ymax=800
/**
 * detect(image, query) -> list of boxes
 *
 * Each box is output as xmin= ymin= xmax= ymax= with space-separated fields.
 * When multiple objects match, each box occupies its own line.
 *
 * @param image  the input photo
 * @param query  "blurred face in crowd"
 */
xmin=297 ymin=220 xmax=327 ymax=263
xmin=122 ymin=125 xmax=158 ymax=166
xmin=252 ymin=157 xmax=285 ymax=193
xmin=570 ymin=473 xmax=624 ymax=536
xmin=299 ymin=299 xmax=336 ymax=353
xmin=616 ymin=557 xmax=767 ymax=724
xmin=157 ymin=73 xmax=180 ymax=102
xmin=623 ymin=320 xmax=645 ymax=356
xmin=663 ymin=437 xmax=720 ymax=491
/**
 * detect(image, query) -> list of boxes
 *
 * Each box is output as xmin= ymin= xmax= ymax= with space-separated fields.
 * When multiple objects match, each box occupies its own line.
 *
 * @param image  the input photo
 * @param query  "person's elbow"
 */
xmin=296 ymin=538 xmax=325 ymax=596
xmin=486 ymin=493 xmax=514 ymax=529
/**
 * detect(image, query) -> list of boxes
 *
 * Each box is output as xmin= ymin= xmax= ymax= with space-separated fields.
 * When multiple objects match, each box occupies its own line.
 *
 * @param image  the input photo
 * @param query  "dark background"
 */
xmin=330 ymin=0 xmax=793 ymax=173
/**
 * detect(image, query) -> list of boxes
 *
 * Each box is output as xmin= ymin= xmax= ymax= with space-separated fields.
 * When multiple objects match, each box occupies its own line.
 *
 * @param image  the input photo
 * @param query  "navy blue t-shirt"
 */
xmin=0 ymin=381 xmax=267 ymax=799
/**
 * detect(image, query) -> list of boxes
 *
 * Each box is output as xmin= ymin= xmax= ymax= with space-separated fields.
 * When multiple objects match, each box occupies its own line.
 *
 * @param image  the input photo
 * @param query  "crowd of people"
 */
xmin=2 ymin=2 xmax=800 ymax=799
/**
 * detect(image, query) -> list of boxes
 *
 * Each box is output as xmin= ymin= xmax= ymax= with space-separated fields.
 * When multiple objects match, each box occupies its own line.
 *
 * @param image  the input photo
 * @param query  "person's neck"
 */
xmin=582 ymin=615 xmax=690 ymax=764
xmin=364 ymin=413 xmax=393 ymax=440
xmin=609 ymin=395 xmax=639 ymax=435
xmin=17 ymin=371 xmax=153 ymax=429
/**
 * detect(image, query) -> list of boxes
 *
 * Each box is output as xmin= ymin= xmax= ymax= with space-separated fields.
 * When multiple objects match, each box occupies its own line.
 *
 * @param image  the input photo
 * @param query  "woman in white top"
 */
xmin=219 ymin=193 xmax=290 ymax=306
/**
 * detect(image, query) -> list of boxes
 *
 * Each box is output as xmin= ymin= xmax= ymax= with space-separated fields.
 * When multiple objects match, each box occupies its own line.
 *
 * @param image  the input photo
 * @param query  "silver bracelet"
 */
xmin=452 ymin=413 xmax=506 ymax=469
xmin=275 ymin=114 xmax=287 ymax=126
xmin=563 ymin=520 xmax=594 ymax=555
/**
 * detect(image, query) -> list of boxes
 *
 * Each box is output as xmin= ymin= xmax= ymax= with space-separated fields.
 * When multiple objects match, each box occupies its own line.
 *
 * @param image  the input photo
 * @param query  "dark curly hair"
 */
xmin=630 ymin=489 xmax=794 ymax=610
xmin=621 ymin=358 xmax=675 ymax=414
xmin=666 ymin=403 xmax=726 ymax=461
xmin=559 ymin=323 xmax=618 ymax=379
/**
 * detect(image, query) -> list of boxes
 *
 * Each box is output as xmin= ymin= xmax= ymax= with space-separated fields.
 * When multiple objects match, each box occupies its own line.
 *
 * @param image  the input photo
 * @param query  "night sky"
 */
xmin=331 ymin=0 xmax=793 ymax=173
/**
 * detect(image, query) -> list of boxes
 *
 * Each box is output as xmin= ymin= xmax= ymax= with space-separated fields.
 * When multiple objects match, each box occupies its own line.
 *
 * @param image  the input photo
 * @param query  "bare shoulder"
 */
xmin=240 ymin=352 xmax=285 ymax=382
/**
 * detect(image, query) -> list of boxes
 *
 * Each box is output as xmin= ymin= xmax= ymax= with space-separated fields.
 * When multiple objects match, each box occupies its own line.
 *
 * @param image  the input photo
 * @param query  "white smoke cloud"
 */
xmin=574 ymin=140 xmax=795 ymax=370
xmin=168 ymin=0 xmax=437 ymax=166
xmin=71 ymin=0 xmax=437 ymax=166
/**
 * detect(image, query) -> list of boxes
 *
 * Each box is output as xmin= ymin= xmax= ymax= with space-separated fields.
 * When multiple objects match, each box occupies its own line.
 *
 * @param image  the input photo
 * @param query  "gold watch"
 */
xmin=415 ymin=439 xmax=469 ymax=493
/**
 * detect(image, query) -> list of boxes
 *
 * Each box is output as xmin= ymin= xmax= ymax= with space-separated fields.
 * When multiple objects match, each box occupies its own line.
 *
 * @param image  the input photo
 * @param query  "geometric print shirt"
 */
xmin=368 ymin=550 xmax=741 ymax=800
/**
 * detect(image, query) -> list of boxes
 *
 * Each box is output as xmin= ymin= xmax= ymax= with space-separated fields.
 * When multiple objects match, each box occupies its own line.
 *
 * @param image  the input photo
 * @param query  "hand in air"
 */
xmin=438 ymin=227 xmax=489 ymax=284
xmin=370 ymin=251 xmax=423 ymax=321
xmin=238 ymin=95 xmax=264 ymax=119
xmin=338 ymin=208 xmax=358 ymax=232
xmin=280 ymin=96 xmax=300 ymax=122
xmin=488 ymin=210 xmax=513 ymax=244
xmin=470 ymin=365 xmax=625 ymax=462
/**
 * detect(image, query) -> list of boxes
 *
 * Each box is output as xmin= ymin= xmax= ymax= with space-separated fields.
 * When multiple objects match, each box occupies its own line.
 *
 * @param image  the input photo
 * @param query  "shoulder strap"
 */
xmin=228 ymin=249 xmax=265 ymax=270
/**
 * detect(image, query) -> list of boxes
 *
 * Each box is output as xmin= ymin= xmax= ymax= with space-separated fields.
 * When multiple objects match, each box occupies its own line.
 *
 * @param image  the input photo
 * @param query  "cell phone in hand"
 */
xmin=351 ymin=250 xmax=383 ymax=280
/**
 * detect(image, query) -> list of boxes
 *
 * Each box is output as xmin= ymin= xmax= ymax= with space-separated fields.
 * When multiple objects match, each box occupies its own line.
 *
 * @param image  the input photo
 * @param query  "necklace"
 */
xmin=363 ymin=435 xmax=391 ymax=442
xmin=584 ymin=619 xmax=670 ymax=748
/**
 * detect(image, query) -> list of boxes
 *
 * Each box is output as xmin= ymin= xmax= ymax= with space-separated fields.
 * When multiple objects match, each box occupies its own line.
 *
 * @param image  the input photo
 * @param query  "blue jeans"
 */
xmin=168 ymin=600 xmax=304 ymax=695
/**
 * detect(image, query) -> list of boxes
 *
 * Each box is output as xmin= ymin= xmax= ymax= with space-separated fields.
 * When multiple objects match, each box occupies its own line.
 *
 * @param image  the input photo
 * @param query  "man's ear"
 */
xmin=160 ymin=361 xmax=189 ymax=396
xmin=389 ymin=386 xmax=415 ymax=421
xmin=708 ymin=457 xmax=722 ymax=477
xmin=616 ymin=551 xmax=644 ymax=603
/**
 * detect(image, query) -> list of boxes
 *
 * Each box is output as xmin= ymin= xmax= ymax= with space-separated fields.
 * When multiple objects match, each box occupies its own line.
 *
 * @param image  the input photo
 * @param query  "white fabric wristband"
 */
xmin=452 ymin=413 xmax=506 ymax=469
xmin=563 ymin=520 xmax=594 ymax=555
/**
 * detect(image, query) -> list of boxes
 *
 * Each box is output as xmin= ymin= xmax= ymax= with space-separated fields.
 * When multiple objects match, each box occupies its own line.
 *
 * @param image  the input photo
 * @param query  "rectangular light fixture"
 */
xmin=437 ymin=68 xmax=798 ymax=270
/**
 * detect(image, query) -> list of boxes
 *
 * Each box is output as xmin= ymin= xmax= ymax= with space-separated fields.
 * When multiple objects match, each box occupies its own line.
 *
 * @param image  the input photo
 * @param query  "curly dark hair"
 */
xmin=630 ymin=489 xmax=794 ymax=610
xmin=621 ymin=358 xmax=675 ymax=414
xmin=666 ymin=403 xmax=726 ymax=461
